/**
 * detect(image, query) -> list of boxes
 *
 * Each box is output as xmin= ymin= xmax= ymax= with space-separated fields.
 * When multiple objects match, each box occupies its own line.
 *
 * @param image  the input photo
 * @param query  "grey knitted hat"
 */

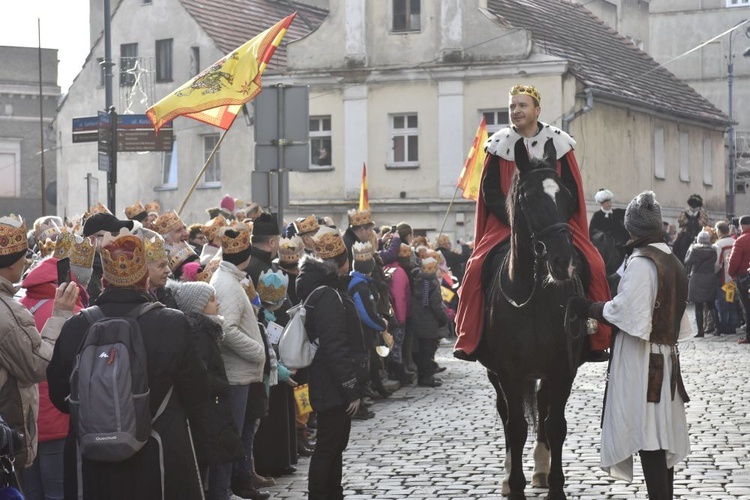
xmin=624 ymin=191 xmax=663 ymax=238
xmin=171 ymin=280 xmax=215 ymax=314
xmin=697 ymin=231 xmax=711 ymax=245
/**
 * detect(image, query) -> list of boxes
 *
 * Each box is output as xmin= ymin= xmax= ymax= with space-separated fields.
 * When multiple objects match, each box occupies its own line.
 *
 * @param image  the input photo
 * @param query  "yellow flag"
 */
xmin=457 ymin=117 xmax=488 ymax=201
xmin=147 ymin=13 xmax=297 ymax=132
xmin=359 ymin=163 xmax=370 ymax=211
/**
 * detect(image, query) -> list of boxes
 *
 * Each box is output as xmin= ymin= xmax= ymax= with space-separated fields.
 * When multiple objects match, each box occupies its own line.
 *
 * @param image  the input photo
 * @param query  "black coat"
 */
xmin=184 ymin=312 xmax=243 ymax=466
xmin=296 ymin=256 xmax=365 ymax=412
xmin=410 ymin=272 xmax=449 ymax=339
xmin=684 ymin=243 xmax=718 ymax=303
xmin=47 ymin=287 xmax=212 ymax=500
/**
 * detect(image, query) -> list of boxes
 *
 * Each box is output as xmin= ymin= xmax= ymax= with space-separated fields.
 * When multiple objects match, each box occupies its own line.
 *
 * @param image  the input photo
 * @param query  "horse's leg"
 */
xmin=487 ymin=370 xmax=512 ymax=496
xmin=500 ymin=376 xmax=528 ymax=500
xmin=543 ymin=376 xmax=573 ymax=500
xmin=533 ymin=380 xmax=551 ymax=489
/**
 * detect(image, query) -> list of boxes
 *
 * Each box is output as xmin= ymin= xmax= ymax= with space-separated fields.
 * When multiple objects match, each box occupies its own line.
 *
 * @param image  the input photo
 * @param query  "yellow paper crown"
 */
xmin=220 ymin=226 xmax=251 ymax=255
xmin=509 ymin=84 xmax=541 ymax=104
xmin=144 ymin=201 xmax=161 ymax=214
xmin=398 ymin=243 xmax=413 ymax=258
xmin=39 ymin=238 xmax=57 ymax=258
xmin=352 ymin=241 xmax=374 ymax=262
xmin=139 ymin=229 xmax=168 ymax=264
xmin=89 ymin=202 xmax=112 ymax=215
xmin=294 ymin=215 xmax=320 ymax=235
xmin=347 ymin=209 xmax=373 ymax=227
xmin=257 ymin=269 xmax=289 ymax=305
xmin=312 ymin=226 xmax=346 ymax=259
xmin=201 ymin=215 xmax=228 ymax=243
xmin=125 ymin=201 xmax=147 ymax=220
xmin=33 ymin=216 xmax=63 ymax=245
xmin=101 ymin=231 xmax=148 ymax=287
xmin=54 ymin=230 xmax=96 ymax=268
xmin=0 ymin=215 xmax=28 ymax=256
xmin=278 ymin=236 xmax=304 ymax=264
xmin=154 ymin=211 xmax=184 ymax=236
xmin=167 ymin=241 xmax=198 ymax=272
xmin=196 ymin=258 xmax=220 ymax=283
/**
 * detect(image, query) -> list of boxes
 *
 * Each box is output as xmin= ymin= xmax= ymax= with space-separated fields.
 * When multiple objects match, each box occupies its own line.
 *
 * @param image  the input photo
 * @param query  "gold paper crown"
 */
xmin=54 ymin=231 xmax=96 ymax=268
xmin=125 ymin=201 xmax=147 ymax=220
xmin=220 ymin=226 xmax=251 ymax=255
xmin=0 ymin=215 xmax=28 ymax=256
xmin=154 ymin=211 xmax=184 ymax=236
xmin=294 ymin=215 xmax=320 ymax=235
xmin=278 ymin=236 xmax=304 ymax=264
xmin=312 ymin=226 xmax=346 ymax=259
xmin=145 ymin=201 xmax=161 ymax=214
xmin=398 ymin=243 xmax=412 ymax=258
xmin=347 ymin=209 xmax=373 ymax=228
xmin=167 ymin=241 xmax=198 ymax=272
xmin=39 ymin=238 xmax=57 ymax=258
xmin=89 ymin=202 xmax=112 ymax=216
xmin=33 ymin=216 xmax=63 ymax=244
xmin=257 ymin=269 xmax=289 ymax=305
xmin=352 ymin=241 xmax=374 ymax=262
xmin=140 ymin=229 xmax=168 ymax=264
xmin=509 ymin=84 xmax=541 ymax=104
xmin=421 ymin=257 xmax=439 ymax=274
xmin=427 ymin=249 xmax=444 ymax=264
xmin=101 ymin=232 xmax=148 ymax=287
xmin=196 ymin=258 xmax=220 ymax=283
xmin=202 ymin=215 xmax=228 ymax=243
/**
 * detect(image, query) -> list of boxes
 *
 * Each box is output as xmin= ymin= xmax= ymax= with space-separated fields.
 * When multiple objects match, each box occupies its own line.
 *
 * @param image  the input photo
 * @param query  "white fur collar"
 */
xmin=484 ymin=122 xmax=575 ymax=161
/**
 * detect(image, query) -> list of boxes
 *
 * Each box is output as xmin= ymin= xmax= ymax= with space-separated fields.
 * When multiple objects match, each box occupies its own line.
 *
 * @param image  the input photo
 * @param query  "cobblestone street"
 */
xmin=263 ymin=332 xmax=750 ymax=499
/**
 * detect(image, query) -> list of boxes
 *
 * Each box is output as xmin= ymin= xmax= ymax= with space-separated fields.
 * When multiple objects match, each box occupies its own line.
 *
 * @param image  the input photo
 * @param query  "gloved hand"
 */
xmin=569 ymin=297 xmax=594 ymax=319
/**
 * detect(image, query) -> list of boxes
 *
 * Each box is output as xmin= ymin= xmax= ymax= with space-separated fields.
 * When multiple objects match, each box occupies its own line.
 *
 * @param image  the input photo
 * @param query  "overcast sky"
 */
xmin=4 ymin=0 xmax=91 ymax=93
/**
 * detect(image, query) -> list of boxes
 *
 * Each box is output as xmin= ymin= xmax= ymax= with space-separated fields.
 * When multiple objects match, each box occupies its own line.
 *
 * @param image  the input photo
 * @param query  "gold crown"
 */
xmin=145 ymin=201 xmax=161 ymax=214
xmin=241 ymin=276 xmax=258 ymax=304
xmin=89 ymin=202 xmax=112 ymax=216
xmin=278 ymin=236 xmax=304 ymax=264
xmin=398 ymin=243 xmax=412 ymax=258
xmin=220 ymin=226 xmax=251 ymax=255
xmin=352 ymin=241 xmax=373 ymax=262
xmin=421 ymin=257 xmax=439 ymax=274
xmin=33 ymin=216 xmax=63 ymax=244
xmin=140 ymin=229 xmax=168 ymax=264
xmin=0 ymin=215 xmax=28 ymax=256
xmin=196 ymin=258 xmax=220 ymax=283
xmin=167 ymin=241 xmax=198 ymax=272
xmin=347 ymin=209 xmax=373 ymax=228
xmin=101 ymin=232 xmax=148 ymax=287
xmin=154 ymin=211 xmax=184 ymax=236
xmin=201 ymin=215 xmax=228 ymax=243
xmin=54 ymin=231 xmax=96 ymax=268
xmin=125 ymin=201 xmax=147 ymax=220
xmin=509 ymin=84 xmax=541 ymax=104
xmin=39 ymin=238 xmax=57 ymax=257
xmin=312 ymin=226 xmax=346 ymax=259
xmin=257 ymin=269 xmax=289 ymax=305
xmin=294 ymin=215 xmax=319 ymax=235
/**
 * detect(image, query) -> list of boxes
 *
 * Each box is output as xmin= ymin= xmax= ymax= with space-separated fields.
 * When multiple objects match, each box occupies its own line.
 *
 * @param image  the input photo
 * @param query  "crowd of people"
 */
xmin=0 ymin=197 xmax=469 ymax=500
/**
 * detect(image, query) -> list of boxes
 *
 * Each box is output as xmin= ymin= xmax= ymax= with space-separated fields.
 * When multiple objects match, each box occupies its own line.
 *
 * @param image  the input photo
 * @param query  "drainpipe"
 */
xmin=562 ymin=87 xmax=594 ymax=133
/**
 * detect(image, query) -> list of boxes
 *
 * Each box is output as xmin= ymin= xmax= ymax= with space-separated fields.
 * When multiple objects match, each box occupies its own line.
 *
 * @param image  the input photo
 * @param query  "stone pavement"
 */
xmin=258 ymin=332 xmax=750 ymax=499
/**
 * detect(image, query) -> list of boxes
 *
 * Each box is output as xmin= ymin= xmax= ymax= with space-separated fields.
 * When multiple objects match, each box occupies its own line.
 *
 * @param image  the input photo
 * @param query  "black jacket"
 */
xmin=410 ymin=272 xmax=449 ymax=340
xmin=296 ymin=256 xmax=365 ymax=412
xmin=47 ymin=287 xmax=211 ymax=499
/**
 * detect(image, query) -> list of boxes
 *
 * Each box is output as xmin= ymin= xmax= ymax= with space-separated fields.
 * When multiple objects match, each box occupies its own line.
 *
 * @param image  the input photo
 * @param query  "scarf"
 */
xmin=624 ymin=231 xmax=666 ymax=256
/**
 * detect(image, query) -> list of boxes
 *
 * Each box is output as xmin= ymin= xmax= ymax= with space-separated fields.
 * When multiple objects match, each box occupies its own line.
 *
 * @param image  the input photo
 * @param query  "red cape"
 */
xmin=455 ymin=150 xmax=611 ymax=354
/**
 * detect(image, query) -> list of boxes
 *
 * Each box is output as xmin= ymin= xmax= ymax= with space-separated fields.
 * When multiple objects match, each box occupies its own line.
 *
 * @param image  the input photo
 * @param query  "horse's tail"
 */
xmin=523 ymin=379 xmax=538 ymax=435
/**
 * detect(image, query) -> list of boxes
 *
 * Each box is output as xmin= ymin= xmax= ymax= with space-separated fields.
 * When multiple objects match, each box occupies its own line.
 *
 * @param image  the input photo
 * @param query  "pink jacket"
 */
xmin=384 ymin=262 xmax=411 ymax=325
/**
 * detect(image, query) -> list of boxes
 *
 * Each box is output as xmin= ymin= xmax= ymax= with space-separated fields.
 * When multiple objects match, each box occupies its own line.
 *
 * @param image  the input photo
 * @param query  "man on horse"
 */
xmin=672 ymin=194 xmax=709 ymax=263
xmin=589 ymin=189 xmax=630 ymax=274
xmin=453 ymin=83 xmax=611 ymax=362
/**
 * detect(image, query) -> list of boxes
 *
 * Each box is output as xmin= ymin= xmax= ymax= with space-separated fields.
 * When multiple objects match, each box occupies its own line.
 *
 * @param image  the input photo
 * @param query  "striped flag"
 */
xmin=147 ymin=13 xmax=297 ymax=132
xmin=359 ymin=163 xmax=370 ymax=211
xmin=457 ymin=117 xmax=488 ymax=201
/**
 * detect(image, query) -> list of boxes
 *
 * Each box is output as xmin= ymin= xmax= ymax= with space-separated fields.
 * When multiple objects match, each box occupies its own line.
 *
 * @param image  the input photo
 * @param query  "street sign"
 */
xmin=253 ymin=85 xmax=310 ymax=172
xmin=72 ymin=116 xmax=99 ymax=143
xmin=98 ymin=111 xmax=111 ymax=172
xmin=116 ymin=114 xmax=173 ymax=152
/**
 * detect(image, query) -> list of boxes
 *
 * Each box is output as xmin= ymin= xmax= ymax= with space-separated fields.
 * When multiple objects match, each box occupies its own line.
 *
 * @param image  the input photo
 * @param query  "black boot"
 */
xmin=639 ymin=450 xmax=672 ymax=500
xmin=393 ymin=363 xmax=413 ymax=386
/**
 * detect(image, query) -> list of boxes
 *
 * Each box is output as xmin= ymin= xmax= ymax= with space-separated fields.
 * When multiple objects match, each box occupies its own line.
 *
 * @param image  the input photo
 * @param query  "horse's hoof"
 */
xmin=501 ymin=480 xmax=510 ymax=496
xmin=532 ymin=471 xmax=549 ymax=488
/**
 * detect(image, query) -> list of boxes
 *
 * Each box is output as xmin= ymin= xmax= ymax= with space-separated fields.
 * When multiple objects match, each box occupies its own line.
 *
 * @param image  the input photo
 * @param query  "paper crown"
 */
xmin=220 ymin=225 xmax=251 ymax=255
xmin=196 ymin=258 xmax=220 ymax=283
xmin=125 ymin=201 xmax=147 ymax=220
xmin=509 ymin=83 xmax=541 ymax=104
xmin=294 ymin=215 xmax=320 ymax=235
xmin=201 ymin=215 xmax=228 ymax=243
xmin=167 ymin=240 xmax=198 ymax=272
xmin=352 ymin=241 xmax=374 ymax=262
xmin=38 ymin=238 xmax=56 ymax=257
xmin=245 ymin=203 xmax=262 ymax=220
xmin=398 ymin=243 xmax=412 ymax=258
xmin=347 ymin=209 xmax=373 ymax=227
xmin=101 ymin=231 xmax=148 ymax=287
xmin=421 ymin=257 xmax=439 ymax=274
xmin=278 ymin=236 xmax=304 ymax=264
xmin=54 ymin=231 xmax=96 ymax=268
xmin=0 ymin=215 xmax=28 ymax=256
xmin=33 ymin=216 xmax=63 ymax=245
xmin=144 ymin=201 xmax=161 ymax=214
xmin=154 ymin=211 xmax=184 ymax=236
xmin=257 ymin=269 xmax=289 ymax=306
xmin=312 ymin=226 xmax=346 ymax=259
xmin=140 ymin=229 xmax=168 ymax=264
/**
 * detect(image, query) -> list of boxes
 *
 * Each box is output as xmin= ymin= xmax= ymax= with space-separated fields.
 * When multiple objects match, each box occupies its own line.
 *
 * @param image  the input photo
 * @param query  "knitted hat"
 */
xmin=624 ymin=191 xmax=663 ymax=238
xmin=594 ymin=189 xmax=613 ymax=204
xmin=697 ymin=231 xmax=711 ymax=245
xmin=220 ymin=194 xmax=236 ymax=213
xmin=171 ymin=280 xmax=215 ymax=314
xmin=252 ymin=212 xmax=280 ymax=236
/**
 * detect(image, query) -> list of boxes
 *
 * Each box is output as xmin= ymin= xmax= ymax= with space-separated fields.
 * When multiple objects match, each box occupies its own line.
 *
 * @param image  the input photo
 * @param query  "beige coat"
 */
xmin=0 ymin=276 xmax=69 ymax=468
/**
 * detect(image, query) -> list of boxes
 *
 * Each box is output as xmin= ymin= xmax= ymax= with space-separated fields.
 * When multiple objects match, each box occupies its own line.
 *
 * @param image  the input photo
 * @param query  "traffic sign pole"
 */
xmin=108 ymin=107 xmax=117 ymax=211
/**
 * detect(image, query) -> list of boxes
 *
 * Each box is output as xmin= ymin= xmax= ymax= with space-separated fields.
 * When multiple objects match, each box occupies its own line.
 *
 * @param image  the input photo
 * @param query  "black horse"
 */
xmin=672 ymin=211 xmax=703 ymax=264
xmin=475 ymin=138 xmax=588 ymax=500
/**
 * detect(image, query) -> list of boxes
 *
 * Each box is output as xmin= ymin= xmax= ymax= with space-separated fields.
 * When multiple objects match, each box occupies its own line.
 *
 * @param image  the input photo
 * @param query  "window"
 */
xmin=155 ymin=39 xmax=173 ymax=82
xmin=727 ymin=0 xmax=750 ymax=7
xmin=654 ymin=128 xmax=665 ymax=179
xmin=703 ymin=137 xmax=714 ymax=186
xmin=309 ymin=116 xmax=332 ymax=169
xmin=389 ymin=113 xmax=419 ymax=167
xmin=203 ymin=134 xmax=221 ymax=185
xmin=119 ymin=43 xmax=138 ymax=87
xmin=393 ymin=0 xmax=420 ymax=32
xmin=0 ymin=140 xmax=21 ymax=197
xmin=482 ymin=109 xmax=509 ymax=135
xmin=190 ymin=47 xmax=201 ymax=77
xmin=679 ymin=132 xmax=690 ymax=182
xmin=161 ymin=139 xmax=178 ymax=188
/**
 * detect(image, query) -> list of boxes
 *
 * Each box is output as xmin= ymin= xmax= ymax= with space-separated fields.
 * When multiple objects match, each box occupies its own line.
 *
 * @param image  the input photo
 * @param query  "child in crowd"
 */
xmin=410 ymin=257 xmax=448 ymax=387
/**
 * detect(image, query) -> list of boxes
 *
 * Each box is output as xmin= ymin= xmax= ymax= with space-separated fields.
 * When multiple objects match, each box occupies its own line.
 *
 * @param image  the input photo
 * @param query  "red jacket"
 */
xmin=727 ymin=232 xmax=750 ymax=280
xmin=20 ymin=258 xmax=88 ymax=443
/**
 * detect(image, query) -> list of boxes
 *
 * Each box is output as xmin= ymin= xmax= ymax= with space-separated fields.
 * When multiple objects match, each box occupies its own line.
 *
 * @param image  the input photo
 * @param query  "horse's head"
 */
xmin=510 ymin=138 xmax=576 ymax=282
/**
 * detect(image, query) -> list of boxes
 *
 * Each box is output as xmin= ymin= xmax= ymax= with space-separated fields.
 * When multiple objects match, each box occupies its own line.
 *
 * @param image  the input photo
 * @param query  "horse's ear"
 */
xmin=542 ymin=138 xmax=557 ymax=167
xmin=514 ymin=138 xmax=529 ymax=174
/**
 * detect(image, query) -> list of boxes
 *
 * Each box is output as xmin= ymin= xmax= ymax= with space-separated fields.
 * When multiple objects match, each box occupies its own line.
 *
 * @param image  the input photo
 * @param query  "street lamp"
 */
xmin=727 ymin=20 xmax=750 ymax=220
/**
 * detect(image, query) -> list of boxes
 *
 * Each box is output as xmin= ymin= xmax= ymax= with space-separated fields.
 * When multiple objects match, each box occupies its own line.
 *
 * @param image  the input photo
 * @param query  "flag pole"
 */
xmin=178 ymin=128 xmax=229 ymax=216
xmin=438 ymin=184 xmax=462 ymax=236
